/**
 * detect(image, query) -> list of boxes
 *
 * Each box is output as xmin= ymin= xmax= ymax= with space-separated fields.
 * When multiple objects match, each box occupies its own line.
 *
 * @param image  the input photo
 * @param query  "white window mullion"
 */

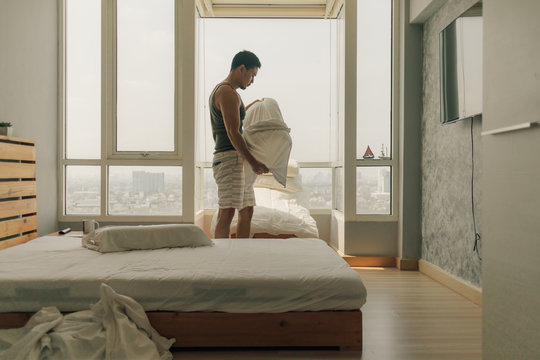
xmin=103 ymin=0 xmax=115 ymax=217
xmin=353 ymin=0 xmax=397 ymax=221
xmin=180 ymin=0 xmax=195 ymax=222
xmin=343 ymin=0 xmax=357 ymax=222
xmin=58 ymin=0 xmax=66 ymax=220
xmin=104 ymin=0 xmax=115 ymax=161
xmin=391 ymin=0 xmax=400 ymax=221
xmin=100 ymin=164 xmax=107 ymax=217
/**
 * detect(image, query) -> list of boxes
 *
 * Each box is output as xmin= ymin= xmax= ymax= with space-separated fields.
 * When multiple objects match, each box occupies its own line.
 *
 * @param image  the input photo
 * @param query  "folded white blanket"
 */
xmin=0 ymin=284 xmax=174 ymax=360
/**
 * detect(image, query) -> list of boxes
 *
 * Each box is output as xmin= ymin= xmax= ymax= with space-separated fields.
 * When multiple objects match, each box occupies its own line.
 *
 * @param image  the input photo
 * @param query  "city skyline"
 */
xmin=66 ymin=166 xmax=389 ymax=215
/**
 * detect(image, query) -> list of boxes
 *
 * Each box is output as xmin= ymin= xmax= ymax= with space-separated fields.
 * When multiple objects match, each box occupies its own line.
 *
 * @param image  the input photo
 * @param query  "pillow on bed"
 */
xmin=82 ymin=224 xmax=213 ymax=253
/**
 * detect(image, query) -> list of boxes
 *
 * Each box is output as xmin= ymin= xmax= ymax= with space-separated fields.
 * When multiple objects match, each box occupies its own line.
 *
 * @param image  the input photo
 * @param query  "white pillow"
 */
xmin=254 ymin=173 xmax=303 ymax=193
xmin=243 ymin=98 xmax=292 ymax=188
xmin=82 ymin=224 xmax=213 ymax=253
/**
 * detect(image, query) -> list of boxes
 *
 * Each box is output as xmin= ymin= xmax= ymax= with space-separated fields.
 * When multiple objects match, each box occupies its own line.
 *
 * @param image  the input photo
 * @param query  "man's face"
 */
xmin=240 ymin=66 xmax=258 ymax=90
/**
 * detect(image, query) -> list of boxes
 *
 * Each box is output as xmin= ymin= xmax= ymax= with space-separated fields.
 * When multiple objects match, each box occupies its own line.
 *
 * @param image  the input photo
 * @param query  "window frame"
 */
xmin=106 ymin=0 xmax=180 ymax=160
xmin=58 ymin=0 xmax=195 ymax=223
xmin=58 ymin=0 xmax=397 ymax=223
xmin=344 ymin=0 xmax=399 ymax=222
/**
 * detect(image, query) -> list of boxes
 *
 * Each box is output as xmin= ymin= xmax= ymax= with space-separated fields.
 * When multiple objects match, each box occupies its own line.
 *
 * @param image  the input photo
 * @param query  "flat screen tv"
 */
xmin=440 ymin=3 xmax=482 ymax=124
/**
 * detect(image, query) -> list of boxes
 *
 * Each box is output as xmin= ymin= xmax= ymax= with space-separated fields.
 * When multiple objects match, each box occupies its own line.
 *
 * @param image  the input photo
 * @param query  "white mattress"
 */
xmin=0 ymin=236 xmax=366 ymax=313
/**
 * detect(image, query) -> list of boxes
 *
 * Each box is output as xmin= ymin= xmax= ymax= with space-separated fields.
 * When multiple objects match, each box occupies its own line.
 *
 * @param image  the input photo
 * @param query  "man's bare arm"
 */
xmin=215 ymin=87 xmax=269 ymax=175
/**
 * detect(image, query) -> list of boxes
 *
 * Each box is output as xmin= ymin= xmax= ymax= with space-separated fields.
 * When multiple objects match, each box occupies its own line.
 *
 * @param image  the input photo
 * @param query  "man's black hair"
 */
xmin=230 ymin=50 xmax=261 ymax=72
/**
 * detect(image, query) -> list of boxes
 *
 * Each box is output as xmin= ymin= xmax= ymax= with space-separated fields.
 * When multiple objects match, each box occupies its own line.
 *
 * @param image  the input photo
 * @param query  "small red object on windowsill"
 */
xmin=363 ymin=145 xmax=374 ymax=159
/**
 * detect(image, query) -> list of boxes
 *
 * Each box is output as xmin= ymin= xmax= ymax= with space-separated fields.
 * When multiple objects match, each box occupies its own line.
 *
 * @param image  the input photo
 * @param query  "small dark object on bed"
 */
xmin=59 ymin=228 xmax=72 ymax=235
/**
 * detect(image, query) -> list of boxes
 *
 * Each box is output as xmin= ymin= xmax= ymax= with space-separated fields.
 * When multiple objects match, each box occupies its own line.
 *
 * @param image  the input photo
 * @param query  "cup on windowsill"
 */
xmin=82 ymin=219 xmax=100 ymax=234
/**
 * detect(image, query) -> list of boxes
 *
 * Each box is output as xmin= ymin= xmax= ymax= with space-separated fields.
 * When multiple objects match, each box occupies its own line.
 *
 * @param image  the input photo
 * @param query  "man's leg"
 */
xmin=215 ymin=207 xmax=235 ymax=239
xmin=212 ymin=151 xmax=240 ymax=238
xmin=237 ymin=206 xmax=254 ymax=238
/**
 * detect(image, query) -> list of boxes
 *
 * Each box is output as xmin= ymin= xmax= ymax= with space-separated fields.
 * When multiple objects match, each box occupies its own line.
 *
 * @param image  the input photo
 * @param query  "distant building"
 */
xmin=132 ymin=171 xmax=165 ymax=194
xmin=377 ymin=168 xmax=391 ymax=194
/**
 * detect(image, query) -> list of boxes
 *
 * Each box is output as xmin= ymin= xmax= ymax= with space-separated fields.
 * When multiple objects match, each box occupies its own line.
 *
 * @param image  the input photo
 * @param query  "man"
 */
xmin=210 ymin=50 xmax=269 ymax=239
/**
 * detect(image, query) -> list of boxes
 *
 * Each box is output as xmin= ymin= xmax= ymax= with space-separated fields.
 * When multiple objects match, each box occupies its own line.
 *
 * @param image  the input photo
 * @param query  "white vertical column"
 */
xmin=180 ymin=0 xmax=196 ymax=222
xmin=343 ymin=0 xmax=357 ymax=223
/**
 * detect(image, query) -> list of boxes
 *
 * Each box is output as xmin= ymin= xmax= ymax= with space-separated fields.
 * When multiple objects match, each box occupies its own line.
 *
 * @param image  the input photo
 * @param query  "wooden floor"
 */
xmin=172 ymin=267 xmax=482 ymax=359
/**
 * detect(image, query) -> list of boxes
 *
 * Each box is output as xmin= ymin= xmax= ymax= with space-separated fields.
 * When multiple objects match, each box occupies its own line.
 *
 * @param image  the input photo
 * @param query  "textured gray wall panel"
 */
xmin=421 ymin=0 xmax=482 ymax=287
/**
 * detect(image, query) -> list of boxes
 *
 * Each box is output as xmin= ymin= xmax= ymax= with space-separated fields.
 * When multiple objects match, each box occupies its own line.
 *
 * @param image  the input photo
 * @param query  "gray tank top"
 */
xmin=209 ymin=81 xmax=246 ymax=154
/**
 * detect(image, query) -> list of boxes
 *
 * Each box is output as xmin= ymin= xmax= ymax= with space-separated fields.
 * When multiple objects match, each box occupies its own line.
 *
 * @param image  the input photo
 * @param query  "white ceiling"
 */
xmin=196 ymin=0 xmax=344 ymax=18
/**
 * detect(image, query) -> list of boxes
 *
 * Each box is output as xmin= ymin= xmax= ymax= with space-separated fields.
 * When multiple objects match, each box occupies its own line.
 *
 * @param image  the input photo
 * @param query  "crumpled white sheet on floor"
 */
xmin=0 ymin=283 xmax=175 ymax=360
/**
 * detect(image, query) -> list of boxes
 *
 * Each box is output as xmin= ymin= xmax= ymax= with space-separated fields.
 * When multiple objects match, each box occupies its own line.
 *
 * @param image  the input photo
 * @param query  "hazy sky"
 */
xmin=198 ymin=18 xmax=333 ymax=162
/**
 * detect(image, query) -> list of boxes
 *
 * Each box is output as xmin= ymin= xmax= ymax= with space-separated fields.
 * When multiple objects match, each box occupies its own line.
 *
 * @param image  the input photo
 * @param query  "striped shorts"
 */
xmin=212 ymin=150 xmax=255 ymax=209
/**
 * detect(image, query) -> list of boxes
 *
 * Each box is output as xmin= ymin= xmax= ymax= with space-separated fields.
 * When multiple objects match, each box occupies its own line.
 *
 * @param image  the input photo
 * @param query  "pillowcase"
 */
xmin=82 ymin=224 xmax=213 ymax=253
xmin=254 ymin=173 xmax=303 ymax=193
xmin=243 ymin=98 xmax=292 ymax=188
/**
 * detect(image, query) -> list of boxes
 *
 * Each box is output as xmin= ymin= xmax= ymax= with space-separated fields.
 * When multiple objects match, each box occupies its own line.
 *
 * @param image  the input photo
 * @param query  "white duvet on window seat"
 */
xmin=210 ymin=204 xmax=318 ymax=238
xmin=210 ymin=187 xmax=319 ymax=238
xmin=0 ymin=283 xmax=174 ymax=360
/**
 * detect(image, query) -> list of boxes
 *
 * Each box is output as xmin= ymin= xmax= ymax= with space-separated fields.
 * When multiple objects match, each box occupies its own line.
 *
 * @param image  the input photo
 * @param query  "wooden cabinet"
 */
xmin=0 ymin=135 xmax=37 ymax=249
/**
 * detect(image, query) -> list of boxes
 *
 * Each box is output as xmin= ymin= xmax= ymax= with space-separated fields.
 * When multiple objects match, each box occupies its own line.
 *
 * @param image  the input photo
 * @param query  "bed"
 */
xmin=0 ymin=135 xmax=365 ymax=350
xmin=0 ymin=235 xmax=365 ymax=349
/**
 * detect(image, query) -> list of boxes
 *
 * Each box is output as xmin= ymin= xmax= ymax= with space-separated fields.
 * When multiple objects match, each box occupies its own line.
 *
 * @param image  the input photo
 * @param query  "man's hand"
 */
xmin=250 ymin=159 xmax=269 ymax=175
xmin=246 ymin=98 xmax=264 ymax=111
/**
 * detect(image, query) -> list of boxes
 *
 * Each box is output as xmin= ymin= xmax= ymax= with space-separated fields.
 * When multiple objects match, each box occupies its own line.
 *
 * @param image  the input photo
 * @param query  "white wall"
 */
xmin=0 ymin=0 xmax=58 ymax=236
xmin=482 ymin=0 xmax=540 ymax=358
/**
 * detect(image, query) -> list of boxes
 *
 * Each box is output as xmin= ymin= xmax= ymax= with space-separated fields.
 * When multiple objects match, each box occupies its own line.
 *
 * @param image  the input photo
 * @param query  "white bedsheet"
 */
xmin=0 ymin=283 xmax=174 ymax=360
xmin=0 ymin=236 xmax=366 ymax=314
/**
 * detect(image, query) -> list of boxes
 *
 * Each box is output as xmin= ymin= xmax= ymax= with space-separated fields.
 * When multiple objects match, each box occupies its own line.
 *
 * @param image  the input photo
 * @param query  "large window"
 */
xmin=62 ymin=0 xmax=183 ymax=220
xmin=196 ymin=18 xmax=336 ymax=209
xmin=116 ymin=0 xmax=175 ymax=152
xmin=65 ymin=0 xmax=101 ymax=159
xmin=198 ymin=18 xmax=333 ymax=163
xmin=356 ymin=0 xmax=394 ymax=216
xmin=63 ymin=0 xmax=395 ymax=219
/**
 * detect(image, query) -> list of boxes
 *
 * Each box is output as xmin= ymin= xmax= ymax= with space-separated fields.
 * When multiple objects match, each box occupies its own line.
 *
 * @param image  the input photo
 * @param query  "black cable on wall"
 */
xmin=470 ymin=117 xmax=482 ymax=261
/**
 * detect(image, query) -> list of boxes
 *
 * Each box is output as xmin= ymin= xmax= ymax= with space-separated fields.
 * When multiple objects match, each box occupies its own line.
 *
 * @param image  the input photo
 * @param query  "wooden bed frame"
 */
xmin=0 ymin=311 xmax=362 ymax=349
xmin=0 ymin=135 xmax=363 ymax=351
